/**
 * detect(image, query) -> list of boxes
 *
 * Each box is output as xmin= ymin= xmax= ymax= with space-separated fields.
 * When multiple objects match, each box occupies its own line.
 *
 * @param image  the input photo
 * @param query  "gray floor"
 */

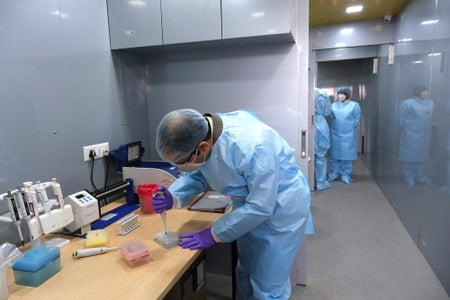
xmin=207 ymin=158 xmax=450 ymax=300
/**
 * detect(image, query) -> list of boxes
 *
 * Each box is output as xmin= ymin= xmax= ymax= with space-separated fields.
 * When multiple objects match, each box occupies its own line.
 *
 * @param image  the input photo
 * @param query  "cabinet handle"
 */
xmin=301 ymin=130 xmax=306 ymax=158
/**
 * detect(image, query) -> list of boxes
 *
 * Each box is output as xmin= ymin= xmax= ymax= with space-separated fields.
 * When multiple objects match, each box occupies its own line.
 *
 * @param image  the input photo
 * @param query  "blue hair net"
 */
xmin=156 ymin=109 xmax=208 ymax=163
xmin=337 ymin=86 xmax=351 ymax=97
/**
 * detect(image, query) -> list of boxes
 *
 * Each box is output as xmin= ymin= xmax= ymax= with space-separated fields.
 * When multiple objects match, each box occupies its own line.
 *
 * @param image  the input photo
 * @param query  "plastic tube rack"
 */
xmin=117 ymin=214 xmax=140 ymax=236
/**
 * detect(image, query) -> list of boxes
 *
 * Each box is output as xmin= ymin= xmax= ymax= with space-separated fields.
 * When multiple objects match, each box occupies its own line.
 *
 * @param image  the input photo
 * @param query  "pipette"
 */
xmin=152 ymin=190 xmax=179 ymax=248
xmin=36 ymin=181 xmax=51 ymax=212
xmin=23 ymin=182 xmax=37 ymax=217
xmin=15 ymin=187 xmax=30 ymax=216
xmin=23 ymin=182 xmax=43 ymax=244
xmin=51 ymin=178 xmax=64 ymax=208
xmin=72 ymin=247 xmax=118 ymax=259
xmin=4 ymin=190 xmax=24 ymax=246
xmin=161 ymin=210 xmax=168 ymax=235
xmin=153 ymin=191 xmax=167 ymax=235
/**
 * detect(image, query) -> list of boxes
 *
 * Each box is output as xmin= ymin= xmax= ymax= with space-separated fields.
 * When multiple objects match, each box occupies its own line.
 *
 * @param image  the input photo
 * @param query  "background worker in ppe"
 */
xmin=153 ymin=108 xmax=312 ymax=299
xmin=398 ymin=85 xmax=434 ymax=187
xmin=327 ymin=86 xmax=361 ymax=184
xmin=314 ymin=88 xmax=332 ymax=191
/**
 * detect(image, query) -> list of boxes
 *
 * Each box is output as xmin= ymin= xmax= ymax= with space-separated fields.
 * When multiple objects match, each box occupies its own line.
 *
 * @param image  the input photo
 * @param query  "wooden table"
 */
xmin=6 ymin=200 xmax=221 ymax=300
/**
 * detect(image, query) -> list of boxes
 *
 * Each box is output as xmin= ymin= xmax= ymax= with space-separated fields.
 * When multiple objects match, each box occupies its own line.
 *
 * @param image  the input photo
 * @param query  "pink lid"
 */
xmin=119 ymin=240 xmax=150 ymax=261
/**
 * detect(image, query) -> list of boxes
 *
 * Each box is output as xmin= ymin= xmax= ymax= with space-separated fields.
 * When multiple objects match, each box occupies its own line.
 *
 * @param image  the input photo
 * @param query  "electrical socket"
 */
xmin=83 ymin=142 xmax=109 ymax=162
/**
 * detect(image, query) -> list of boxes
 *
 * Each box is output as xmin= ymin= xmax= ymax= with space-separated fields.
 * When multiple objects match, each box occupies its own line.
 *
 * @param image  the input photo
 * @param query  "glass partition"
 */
xmin=368 ymin=0 xmax=450 ymax=293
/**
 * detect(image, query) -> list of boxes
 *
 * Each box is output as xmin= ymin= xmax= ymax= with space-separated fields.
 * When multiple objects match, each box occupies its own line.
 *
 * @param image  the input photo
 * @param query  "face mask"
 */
xmin=337 ymin=94 xmax=346 ymax=101
xmin=174 ymin=148 xmax=205 ymax=173
xmin=176 ymin=161 xmax=205 ymax=172
xmin=419 ymin=91 xmax=429 ymax=99
xmin=174 ymin=116 xmax=214 ymax=173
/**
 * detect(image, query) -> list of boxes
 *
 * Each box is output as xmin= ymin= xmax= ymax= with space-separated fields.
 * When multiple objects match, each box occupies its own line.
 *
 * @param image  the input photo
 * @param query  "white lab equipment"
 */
xmin=72 ymin=247 xmax=118 ymax=259
xmin=64 ymin=190 xmax=100 ymax=234
xmin=0 ymin=179 xmax=74 ymax=246
xmin=117 ymin=213 xmax=140 ymax=236
xmin=122 ymin=166 xmax=177 ymax=193
xmin=34 ymin=181 xmax=74 ymax=235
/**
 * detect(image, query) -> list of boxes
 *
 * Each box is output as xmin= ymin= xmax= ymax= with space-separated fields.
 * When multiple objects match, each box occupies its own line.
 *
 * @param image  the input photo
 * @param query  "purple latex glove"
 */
xmin=178 ymin=228 xmax=217 ymax=250
xmin=152 ymin=185 xmax=174 ymax=213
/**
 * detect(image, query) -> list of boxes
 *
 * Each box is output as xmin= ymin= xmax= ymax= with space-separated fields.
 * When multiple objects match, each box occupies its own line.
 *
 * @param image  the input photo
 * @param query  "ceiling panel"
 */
xmin=310 ymin=0 xmax=411 ymax=26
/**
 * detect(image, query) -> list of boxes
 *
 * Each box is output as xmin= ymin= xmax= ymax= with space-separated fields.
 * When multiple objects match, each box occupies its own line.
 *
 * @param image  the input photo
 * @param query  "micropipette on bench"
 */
xmin=72 ymin=247 xmax=118 ymax=259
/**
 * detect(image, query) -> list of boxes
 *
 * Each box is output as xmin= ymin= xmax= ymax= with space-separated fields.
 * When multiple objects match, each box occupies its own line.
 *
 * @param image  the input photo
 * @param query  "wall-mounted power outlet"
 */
xmin=83 ymin=142 xmax=109 ymax=162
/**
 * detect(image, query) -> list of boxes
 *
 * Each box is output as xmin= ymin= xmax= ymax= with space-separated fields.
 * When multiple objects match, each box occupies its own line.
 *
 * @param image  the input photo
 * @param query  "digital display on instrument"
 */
xmin=76 ymin=193 xmax=85 ymax=199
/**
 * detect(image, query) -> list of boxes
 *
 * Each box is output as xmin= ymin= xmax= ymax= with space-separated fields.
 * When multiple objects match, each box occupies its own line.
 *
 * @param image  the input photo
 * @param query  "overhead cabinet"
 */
xmin=161 ymin=0 xmax=221 ymax=45
xmin=107 ymin=0 xmax=293 ymax=50
xmin=222 ymin=0 xmax=291 ymax=40
xmin=107 ymin=0 xmax=162 ymax=49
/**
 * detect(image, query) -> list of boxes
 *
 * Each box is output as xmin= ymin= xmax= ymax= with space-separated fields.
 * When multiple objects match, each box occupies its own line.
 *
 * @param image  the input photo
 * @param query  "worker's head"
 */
xmin=337 ymin=86 xmax=351 ymax=101
xmin=413 ymin=85 xmax=428 ymax=99
xmin=315 ymin=88 xmax=329 ymax=101
xmin=156 ymin=109 xmax=209 ymax=164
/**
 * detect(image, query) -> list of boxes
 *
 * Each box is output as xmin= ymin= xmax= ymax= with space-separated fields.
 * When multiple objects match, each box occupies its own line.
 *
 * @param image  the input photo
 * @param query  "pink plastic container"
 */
xmin=119 ymin=240 xmax=150 ymax=267
xmin=137 ymin=184 xmax=158 ymax=214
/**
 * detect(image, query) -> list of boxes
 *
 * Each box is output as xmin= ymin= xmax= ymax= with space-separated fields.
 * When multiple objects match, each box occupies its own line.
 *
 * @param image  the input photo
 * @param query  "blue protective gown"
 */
xmin=440 ymin=100 xmax=450 ymax=195
xmin=169 ymin=110 xmax=311 ymax=299
xmin=314 ymin=88 xmax=331 ymax=190
xmin=329 ymin=100 xmax=361 ymax=181
xmin=398 ymin=97 xmax=433 ymax=185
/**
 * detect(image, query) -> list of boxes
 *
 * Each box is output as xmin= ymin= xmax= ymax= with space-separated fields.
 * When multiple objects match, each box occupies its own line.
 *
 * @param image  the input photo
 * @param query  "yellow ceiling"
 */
xmin=310 ymin=0 xmax=411 ymax=26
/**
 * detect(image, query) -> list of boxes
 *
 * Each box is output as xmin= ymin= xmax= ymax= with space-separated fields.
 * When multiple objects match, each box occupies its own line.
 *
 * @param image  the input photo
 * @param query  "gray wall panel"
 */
xmin=144 ymin=44 xmax=301 ymax=162
xmin=0 ymin=0 xmax=148 ymax=245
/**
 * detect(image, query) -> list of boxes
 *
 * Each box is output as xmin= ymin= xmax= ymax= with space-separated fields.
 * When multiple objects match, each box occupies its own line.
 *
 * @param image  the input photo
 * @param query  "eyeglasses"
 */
xmin=175 ymin=147 xmax=198 ymax=165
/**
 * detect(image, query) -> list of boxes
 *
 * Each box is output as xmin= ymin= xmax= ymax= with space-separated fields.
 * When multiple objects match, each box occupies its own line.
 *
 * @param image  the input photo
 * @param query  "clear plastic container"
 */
xmin=119 ymin=240 xmax=150 ymax=267
xmin=137 ymin=184 xmax=158 ymax=214
xmin=85 ymin=229 xmax=109 ymax=248
xmin=12 ymin=246 xmax=60 ymax=287
xmin=0 ymin=242 xmax=23 ymax=299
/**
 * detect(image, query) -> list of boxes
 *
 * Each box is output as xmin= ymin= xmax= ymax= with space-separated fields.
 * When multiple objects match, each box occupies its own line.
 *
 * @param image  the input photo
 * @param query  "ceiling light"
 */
xmin=346 ymin=5 xmax=363 ymax=14
xmin=340 ymin=28 xmax=354 ymax=34
xmin=48 ymin=10 xmax=69 ymax=18
xmin=335 ymin=42 xmax=347 ymax=47
xmin=412 ymin=61 xmax=423 ymax=64
xmin=421 ymin=19 xmax=439 ymax=25
xmin=251 ymin=12 xmax=265 ymax=18
xmin=128 ymin=0 xmax=146 ymax=6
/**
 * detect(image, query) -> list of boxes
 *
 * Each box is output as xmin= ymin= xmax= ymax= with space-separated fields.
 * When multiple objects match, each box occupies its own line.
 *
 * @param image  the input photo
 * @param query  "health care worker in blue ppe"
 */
xmin=439 ymin=98 xmax=450 ymax=196
xmin=398 ymin=85 xmax=434 ymax=187
xmin=327 ymin=86 xmax=361 ymax=184
xmin=314 ymin=88 xmax=332 ymax=191
xmin=153 ymin=109 xmax=312 ymax=299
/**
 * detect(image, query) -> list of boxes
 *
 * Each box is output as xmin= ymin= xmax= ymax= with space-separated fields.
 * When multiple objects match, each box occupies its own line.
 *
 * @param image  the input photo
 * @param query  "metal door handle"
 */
xmin=301 ymin=130 xmax=306 ymax=158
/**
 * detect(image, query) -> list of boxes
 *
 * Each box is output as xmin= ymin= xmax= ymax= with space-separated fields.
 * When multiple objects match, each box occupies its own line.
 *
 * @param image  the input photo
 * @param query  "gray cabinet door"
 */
xmin=107 ymin=0 xmax=162 ymax=49
xmin=161 ymin=0 xmax=221 ymax=45
xmin=222 ymin=0 xmax=291 ymax=39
